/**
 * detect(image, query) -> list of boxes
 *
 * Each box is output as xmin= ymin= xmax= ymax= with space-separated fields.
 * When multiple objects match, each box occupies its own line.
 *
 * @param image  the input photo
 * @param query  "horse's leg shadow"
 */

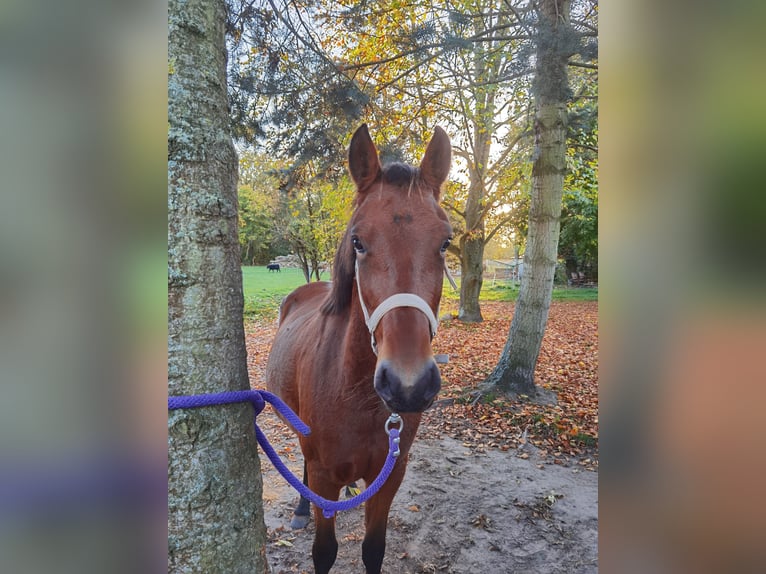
xmin=291 ymin=462 xmax=311 ymax=529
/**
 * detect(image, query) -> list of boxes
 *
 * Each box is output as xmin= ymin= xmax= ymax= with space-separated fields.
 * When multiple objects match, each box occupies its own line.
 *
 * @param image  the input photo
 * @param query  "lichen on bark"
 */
xmin=168 ymin=0 xmax=269 ymax=572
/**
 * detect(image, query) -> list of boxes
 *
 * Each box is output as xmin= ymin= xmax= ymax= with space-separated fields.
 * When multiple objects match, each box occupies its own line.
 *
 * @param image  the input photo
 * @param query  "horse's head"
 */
xmin=324 ymin=124 xmax=453 ymax=413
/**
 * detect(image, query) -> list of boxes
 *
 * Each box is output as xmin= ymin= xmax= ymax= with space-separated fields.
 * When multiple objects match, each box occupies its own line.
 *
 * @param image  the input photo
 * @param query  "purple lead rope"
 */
xmin=168 ymin=390 xmax=310 ymax=435
xmin=168 ymin=389 xmax=400 ymax=518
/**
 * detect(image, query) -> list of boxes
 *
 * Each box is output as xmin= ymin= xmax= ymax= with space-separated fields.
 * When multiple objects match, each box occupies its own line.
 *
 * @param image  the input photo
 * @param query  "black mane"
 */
xmin=382 ymin=162 xmax=418 ymax=187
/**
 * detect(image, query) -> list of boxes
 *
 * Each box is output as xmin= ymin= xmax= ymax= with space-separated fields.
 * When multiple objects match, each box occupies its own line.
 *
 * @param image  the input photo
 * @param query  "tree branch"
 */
xmin=570 ymin=143 xmax=598 ymax=153
xmin=442 ymin=200 xmax=466 ymax=219
xmin=484 ymin=212 xmax=518 ymax=244
xmin=568 ymin=61 xmax=598 ymax=70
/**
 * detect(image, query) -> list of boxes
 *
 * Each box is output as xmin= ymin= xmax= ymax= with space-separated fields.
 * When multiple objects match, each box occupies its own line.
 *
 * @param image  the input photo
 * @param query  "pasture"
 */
xmin=242 ymin=266 xmax=324 ymax=317
xmin=242 ymin=264 xmax=597 ymax=318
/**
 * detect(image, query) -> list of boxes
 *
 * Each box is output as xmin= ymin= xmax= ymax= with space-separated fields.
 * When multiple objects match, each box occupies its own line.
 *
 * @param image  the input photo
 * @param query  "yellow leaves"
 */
xmin=346 ymin=485 xmax=361 ymax=497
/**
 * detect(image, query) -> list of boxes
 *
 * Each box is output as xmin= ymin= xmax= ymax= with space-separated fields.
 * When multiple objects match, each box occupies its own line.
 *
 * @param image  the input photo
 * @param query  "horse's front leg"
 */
xmin=361 ymin=462 xmax=407 ymax=574
xmin=309 ymin=472 xmax=341 ymax=574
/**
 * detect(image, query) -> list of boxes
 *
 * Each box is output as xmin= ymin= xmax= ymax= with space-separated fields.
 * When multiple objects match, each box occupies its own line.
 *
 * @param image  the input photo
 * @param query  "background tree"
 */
xmin=559 ymin=79 xmax=598 ymax=279
xmin=168 ymin=0 xmax=269 ymax=571
xmin=226 ymin=0 xmax=367 ymax=167
xmin=440 ymin=3 xmax=530 ymax=322
xmin=226 ymin=0 xmax=365 ymax=281
xmin=238 ymin=151 xmax=288 ymax=264
xmin=319 ymin=0 xmax=537 ymax=322
xmin=482 ymin=0 xmax=596 ymax=398
xmin=226 ymin=0 xmax=539 ymax=321
xmin=270 ymin=162 xmax=354 ymax=282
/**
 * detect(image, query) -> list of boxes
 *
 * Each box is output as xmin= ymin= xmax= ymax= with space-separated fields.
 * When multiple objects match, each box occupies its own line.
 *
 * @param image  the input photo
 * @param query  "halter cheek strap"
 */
xmin=355 ymin=260 xmax=439 ymax=356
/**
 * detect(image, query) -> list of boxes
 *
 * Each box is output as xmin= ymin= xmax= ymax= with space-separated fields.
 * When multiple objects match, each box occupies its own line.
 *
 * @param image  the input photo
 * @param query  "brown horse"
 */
xmin=265 ymin=124 xmax=452 ymax=573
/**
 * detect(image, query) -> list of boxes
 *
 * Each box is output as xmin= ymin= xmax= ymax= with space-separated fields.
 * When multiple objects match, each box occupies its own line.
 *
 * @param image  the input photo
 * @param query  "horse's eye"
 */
xmin=440 ymin=238 xmax=452 ymax=253
xmin=352 ymin=236 xmax=366 ymax=254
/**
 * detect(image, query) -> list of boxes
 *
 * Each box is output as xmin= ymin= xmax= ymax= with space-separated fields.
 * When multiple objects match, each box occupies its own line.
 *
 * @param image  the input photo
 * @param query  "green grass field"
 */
xmin=441 ymin=281 xmax=599 ymax=303
xmin=241 ymin=265 xmax=323 ymax=317
xmin=242 ymin=265 xmax=597 ymax=318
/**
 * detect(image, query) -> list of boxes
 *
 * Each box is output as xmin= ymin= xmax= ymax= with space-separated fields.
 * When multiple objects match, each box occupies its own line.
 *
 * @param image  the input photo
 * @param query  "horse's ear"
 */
xmin=321 ymin=228 xmax=355 ymax=315
xmin=419 ymin=126 xmax=451 ymax=197
xmin=348 ymin=124 xmax=382 ymax=191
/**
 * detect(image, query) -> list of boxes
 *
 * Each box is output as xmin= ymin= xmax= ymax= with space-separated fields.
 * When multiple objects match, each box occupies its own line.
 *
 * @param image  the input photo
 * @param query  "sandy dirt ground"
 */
xmin=257 ymin=408 xmax=598 ymax=574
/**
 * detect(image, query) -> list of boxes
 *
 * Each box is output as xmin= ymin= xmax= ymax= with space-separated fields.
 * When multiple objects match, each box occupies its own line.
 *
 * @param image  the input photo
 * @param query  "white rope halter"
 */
xmin=355 ymin=260 xmax=441 ymax=356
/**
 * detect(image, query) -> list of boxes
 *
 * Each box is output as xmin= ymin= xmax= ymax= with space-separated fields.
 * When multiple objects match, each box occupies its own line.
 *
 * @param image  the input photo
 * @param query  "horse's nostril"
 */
xmin=420 ymin=362 xmax=441 ymax=402
xmin=377 ymin=367 xmax=388 ymax=391
xmin=374 ymin=361 xmax=399 ymax=402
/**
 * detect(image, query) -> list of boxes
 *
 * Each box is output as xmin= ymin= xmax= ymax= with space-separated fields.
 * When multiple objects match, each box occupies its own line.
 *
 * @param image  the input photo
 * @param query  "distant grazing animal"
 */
xmin=266 ymin=124 xmax=452 ymax=574
xmin=267 ymin=263 xmax=280 ymax=272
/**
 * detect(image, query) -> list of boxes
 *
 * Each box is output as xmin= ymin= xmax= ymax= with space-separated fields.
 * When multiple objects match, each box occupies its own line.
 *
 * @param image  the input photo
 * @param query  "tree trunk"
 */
xmin=458 ymin=233 xmax=485 ymax=322
xmin=456 ymin=24 xmax=499 ymax=324
xmin=457 ymin=119 xmax=491 ymax=323
xmin=296 ymin=246 xmax=311 ymax=283
xmin=168 ymin=0 xmax=269 ymax=572
xmin=483 ymin=0 xmax=570 ymax=398
xmin=312 ymin=257 xmax=322 ymax=281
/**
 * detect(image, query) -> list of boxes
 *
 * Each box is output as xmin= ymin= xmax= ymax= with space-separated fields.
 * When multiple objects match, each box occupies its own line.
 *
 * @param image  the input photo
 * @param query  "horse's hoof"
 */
xmin=290 ymin=513 xmax=310 ymax=530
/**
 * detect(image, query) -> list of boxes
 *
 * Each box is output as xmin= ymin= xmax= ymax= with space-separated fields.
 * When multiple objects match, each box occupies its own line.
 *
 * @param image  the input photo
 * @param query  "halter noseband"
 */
xmin=355 ymin=260 xmax=440 ymax=356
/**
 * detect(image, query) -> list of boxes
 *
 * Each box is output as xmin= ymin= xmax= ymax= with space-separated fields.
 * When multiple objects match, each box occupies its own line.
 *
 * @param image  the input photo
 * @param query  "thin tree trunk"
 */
xmin=458 ymin=114 xmax=492 ymax=323
xmin=456 ymin=12 xmax=502 ymax=323
xmin=483 ymin=0 xmax=570 ymax=398
xmin=458 ymin=233 xmax=485 ymax=322
xmin=296 ymin=246 xmax=311 ymax=283
xmin=168 ymin=0 xmax=269 ymax=572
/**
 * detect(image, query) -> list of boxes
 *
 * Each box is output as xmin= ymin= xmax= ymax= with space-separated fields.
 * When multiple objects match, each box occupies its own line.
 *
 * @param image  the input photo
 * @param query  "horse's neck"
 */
xmin=345 ymin=296 xmax=375 ymax=366
xmin=340 ymin=294 xmax=379 ymax=397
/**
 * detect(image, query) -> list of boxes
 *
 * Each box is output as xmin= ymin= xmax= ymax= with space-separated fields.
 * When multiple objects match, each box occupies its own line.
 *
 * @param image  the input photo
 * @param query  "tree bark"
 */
xmin=483 ymin=0 xmax=570 ymax=398
xmin=458 ymin=232 xmax=485 ymax=322
xmin=168 ymin=0 xmax=269 ymax=572
xmin=458 ymin=158 xmax=488 ymax=322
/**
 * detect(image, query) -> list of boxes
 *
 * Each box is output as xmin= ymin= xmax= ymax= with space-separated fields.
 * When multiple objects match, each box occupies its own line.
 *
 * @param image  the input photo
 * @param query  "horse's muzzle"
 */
xmin=373 ymin=358 xmax=441 ymax=413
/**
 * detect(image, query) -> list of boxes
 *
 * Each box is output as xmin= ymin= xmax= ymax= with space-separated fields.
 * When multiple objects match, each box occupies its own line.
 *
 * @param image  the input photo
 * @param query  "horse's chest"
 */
xmin=307 ymin=425 xmax=390 ymax=482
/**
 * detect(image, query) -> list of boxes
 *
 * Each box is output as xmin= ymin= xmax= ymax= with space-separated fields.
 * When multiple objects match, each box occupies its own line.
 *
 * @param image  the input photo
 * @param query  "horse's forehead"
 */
xmin=356 ymin=190 xmax=443 ymax=225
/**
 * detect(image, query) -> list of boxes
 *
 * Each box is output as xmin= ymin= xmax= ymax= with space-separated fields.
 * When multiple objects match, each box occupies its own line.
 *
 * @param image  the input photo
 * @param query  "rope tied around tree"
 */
xmin=168 ymin=389 xmax=401 ymax=518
